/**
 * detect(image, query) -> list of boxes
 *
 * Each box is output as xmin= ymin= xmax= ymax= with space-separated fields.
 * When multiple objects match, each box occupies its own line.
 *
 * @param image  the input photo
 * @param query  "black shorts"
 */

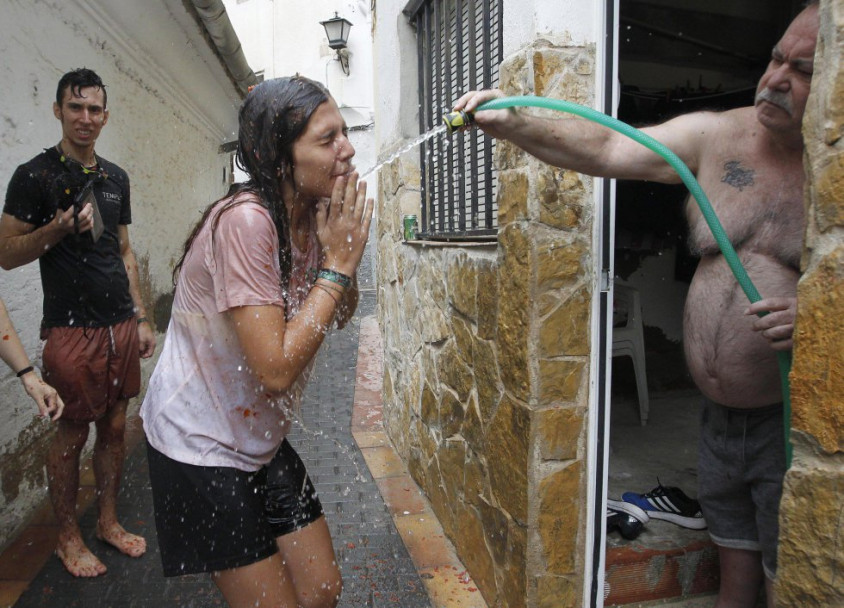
xmin=147 ymin=438 xmax=324 ymax=577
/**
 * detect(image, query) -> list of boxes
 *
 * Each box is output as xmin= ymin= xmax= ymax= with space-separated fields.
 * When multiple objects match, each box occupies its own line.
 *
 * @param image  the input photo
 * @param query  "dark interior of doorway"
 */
xmin=606 ymin=1 xmax=801 ymax=605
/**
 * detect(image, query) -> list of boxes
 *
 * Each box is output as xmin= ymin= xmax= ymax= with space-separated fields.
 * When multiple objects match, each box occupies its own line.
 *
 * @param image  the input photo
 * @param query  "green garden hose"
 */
xmin=452 ymin=96 xmax=794 ymax=465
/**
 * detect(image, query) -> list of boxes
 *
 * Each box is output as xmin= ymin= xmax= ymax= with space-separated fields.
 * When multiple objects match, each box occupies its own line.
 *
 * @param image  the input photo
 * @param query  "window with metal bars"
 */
xmin=404 ymin=0 xmax=503 ymax=240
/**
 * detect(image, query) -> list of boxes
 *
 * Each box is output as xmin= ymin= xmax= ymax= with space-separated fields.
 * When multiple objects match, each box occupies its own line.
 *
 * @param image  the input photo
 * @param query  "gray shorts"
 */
xmin=698 ymin=399 xmax=785 ymax=579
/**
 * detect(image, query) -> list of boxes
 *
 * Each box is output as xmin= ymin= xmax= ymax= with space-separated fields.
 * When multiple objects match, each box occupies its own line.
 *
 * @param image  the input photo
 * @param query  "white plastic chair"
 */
xmin=612 ymin=282 xmax=649 ymax=425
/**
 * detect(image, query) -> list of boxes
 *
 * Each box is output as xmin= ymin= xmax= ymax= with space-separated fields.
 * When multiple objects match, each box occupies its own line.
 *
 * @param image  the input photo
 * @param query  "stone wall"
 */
xmin=377 ymin=42 xmax=597 ymax=608
xmin=776 ymin=1 xmax=844 ymax=605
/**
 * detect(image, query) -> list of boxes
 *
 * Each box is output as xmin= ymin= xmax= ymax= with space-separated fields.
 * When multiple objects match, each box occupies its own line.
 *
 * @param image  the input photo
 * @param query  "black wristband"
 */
xmin=16 ymin=366 xmax=34 ymax=378
xmin=317 ymin=268 xmax=352 ymax=289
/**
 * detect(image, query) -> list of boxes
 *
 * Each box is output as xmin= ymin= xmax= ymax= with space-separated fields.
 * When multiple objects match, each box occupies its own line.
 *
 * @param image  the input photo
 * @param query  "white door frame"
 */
xmin=583 ymin=0 xmax=619 ymax=605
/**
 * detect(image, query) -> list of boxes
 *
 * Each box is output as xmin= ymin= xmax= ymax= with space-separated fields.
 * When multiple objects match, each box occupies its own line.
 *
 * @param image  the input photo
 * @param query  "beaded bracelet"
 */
xmin=16 ymin=366 xmax=34 ymax=378
xmin=317 ymin=268 xmax=352 ymax=289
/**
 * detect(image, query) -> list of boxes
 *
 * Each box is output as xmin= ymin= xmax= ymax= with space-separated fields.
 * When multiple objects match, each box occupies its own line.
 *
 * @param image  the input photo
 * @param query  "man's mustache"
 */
xmin=755 ymin=88 xmax=793 ymax=116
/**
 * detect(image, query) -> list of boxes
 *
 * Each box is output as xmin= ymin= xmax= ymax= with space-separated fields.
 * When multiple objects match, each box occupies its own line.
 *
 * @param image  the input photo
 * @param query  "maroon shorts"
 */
xmin=41 ymin=317 xmax=141 ymax=423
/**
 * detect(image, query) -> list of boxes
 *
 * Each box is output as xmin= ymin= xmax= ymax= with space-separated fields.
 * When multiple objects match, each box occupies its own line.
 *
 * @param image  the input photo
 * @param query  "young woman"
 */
xmin=141 ymin=76 xmax=373 ymax=608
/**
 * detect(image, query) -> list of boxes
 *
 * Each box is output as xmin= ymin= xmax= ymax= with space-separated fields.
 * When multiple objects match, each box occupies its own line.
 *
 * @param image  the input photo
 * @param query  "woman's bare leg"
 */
xmin=212 ymin=553 xmax=298 ymax=608
xmin=276 ymin=516 xmax=342 ymax=608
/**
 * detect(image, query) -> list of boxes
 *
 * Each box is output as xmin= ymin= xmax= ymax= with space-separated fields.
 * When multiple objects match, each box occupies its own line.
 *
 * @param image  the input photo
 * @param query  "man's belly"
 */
xmin=683 ymin=254 xmax=798 ymax=408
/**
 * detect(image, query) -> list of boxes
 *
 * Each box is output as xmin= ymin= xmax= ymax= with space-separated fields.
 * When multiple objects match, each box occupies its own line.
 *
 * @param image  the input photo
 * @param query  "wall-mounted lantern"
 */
xmin=320 ymin=12 xmax=353 ymax=75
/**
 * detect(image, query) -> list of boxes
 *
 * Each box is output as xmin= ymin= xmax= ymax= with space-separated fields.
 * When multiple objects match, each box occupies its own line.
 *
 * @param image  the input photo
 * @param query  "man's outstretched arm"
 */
xmin=453 ymin=88 xmax=716 ymax=184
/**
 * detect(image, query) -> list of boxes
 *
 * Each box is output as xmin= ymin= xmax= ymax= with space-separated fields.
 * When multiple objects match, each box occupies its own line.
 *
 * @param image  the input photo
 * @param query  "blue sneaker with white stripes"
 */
xmin=621 ymin=483 xmax=707 ymax=530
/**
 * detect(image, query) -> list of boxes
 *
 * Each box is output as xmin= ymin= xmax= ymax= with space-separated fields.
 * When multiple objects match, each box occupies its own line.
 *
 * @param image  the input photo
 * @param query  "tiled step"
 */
xmin=605 ymin=538 xmax=719 ymax=605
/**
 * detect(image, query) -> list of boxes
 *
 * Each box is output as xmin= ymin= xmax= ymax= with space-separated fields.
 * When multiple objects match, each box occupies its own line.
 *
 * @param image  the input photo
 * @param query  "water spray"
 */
xmin=444 ymin=96 xmax=794 ymax=465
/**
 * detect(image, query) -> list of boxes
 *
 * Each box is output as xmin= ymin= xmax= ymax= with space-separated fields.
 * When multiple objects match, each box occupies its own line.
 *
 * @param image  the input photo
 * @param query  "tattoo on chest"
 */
xmin=721 ymin=161 xmax=755 ymax=192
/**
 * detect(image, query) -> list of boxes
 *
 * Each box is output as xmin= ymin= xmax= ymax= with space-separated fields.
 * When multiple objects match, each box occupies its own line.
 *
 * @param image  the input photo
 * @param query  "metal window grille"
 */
xmin=405 ymin=0 xmax=502 ymax=240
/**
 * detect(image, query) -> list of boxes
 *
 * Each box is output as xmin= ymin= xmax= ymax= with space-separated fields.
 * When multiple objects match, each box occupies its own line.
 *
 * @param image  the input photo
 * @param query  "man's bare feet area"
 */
xmin=56 ymin=536 xmax=107 ymax=578
xmin=96 ymin=523 xmax=147 ymax=558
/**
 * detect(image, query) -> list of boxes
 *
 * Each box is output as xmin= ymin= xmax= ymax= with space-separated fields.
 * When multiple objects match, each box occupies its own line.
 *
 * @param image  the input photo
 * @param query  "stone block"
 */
xmin=537 ymin=407 xmax=584 ymax=461
xmin=533 ymin=48 xmax=570 ymax=98
xmin=791 ymin=247 xmax=844 ymax=454
xmin=499 ymin=520 xmax=528 ymax=608
xmin=538 ymin=359 xmax=585 ymax=405
xmin=439 ymin=341 xmax=474 ymax=402
xmin=536 ymin=238 xmax=588 ymax=292
xmin=381 ymin=158 xmax=401 ymax=198
xmin=533 ymin=47 xmax=594 ymax=105
xmin=496 ymin=139 xmax=530 ymax=171
xmin=487 ymin=395 xmax=530 ymax=524
xmin=464 ymin=448 xmax=486 ymax=506
xmin=421 ymin=383 xmax=438 ymax=428
xmin=450 ymin=254 xmax=479 ymax=319
xmin=399 ymin=154 xmax=422 ymax=188
xmin=498 ymin=170 xmax=530 ymax=226
xmin=439 ymin=439 xmax=467 ymax=507
xmin=403 ymin=362 xmax=422 ymax=419
xmin=398 ymin=188 xmax=422 ymax=218
xmin=538 ymin=462 xmax=583 ymax=574
xmin=538 ymin=285 xmax=591 ymax=358
xmin=419 ymin=258 xmax=447 ymax=305
xmin=499 ymin=52 xmax=530 ymax=99
xmin=477 ymin=261 xmax=499 ymax=340
xmin=441 ymin=389 xmax=466 ymax=439
xmin=473 ymin=336 xmax=502 ymax=425
xmin=456 ymin=502 xmax=498 ymax=602
xmin=378 ymin=237 xmax=399 ymax=284
xmin=815 ymin=156 xmax=844 ymax=231
xmin=419 ymin=305 xmax=450 ymax=344
xmin=478 ymin=498 xmax=510 ymax=567
xmin=776 ymin=463 xmax=844 ymax=606
xmin=422 ymin=346 xmax=439 ymax=389
xmin=497 ymin=226 xmax=531 ymax=401
xmin=536 ymin=166 xmax=587 ymax=230
xmin=430 ymin=455 xmax=457 ymax=538
xmin=383 ymin=367 xmax=395 ymax=410
xmin=453 ymin=316 xmax=474 ymax=366
xmin=536 ymin=575 xmax=580 ymax=608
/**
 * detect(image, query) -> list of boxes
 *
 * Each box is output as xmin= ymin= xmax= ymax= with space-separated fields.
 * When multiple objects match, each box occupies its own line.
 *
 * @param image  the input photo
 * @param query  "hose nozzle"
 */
xmin=442 ymin=110 xmax=474 ymax=134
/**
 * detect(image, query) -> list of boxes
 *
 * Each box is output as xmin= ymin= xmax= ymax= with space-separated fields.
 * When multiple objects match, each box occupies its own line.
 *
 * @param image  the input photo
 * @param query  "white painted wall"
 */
xmin=0 ymin=0 xmax=242 ymax=549
xmin=371 ymin=1 xmax=421 ymax=155
xmin=223 ymin=0 xmax=374 ymax=129
xmin=504 ymin=0 xmax=599 ymax=54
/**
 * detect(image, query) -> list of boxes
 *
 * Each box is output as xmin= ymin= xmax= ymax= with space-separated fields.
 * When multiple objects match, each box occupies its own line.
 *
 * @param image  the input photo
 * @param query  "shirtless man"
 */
xmin=454 ymin=3 xmax=818 ymax=607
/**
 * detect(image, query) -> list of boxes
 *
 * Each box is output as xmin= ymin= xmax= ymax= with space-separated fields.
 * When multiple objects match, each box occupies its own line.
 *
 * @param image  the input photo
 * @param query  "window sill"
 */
xmin=403 ymin=238 xmax=497 ymax=248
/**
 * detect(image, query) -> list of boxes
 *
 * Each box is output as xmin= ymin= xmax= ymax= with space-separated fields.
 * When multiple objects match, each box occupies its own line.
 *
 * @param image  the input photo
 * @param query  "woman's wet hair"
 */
xmin=173 ymin=76 xmax=331 ymax=287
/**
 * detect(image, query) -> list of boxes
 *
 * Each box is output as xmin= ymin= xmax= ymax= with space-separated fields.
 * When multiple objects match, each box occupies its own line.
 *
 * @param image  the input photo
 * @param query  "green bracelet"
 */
xmin=137 ymin=316 xmax=148 ymax=325
xmin=317 ymin=268 xmax=352 ymax=289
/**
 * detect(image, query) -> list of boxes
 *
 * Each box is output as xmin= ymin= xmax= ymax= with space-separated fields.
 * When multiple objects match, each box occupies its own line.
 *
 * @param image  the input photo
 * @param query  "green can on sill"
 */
xmin=403 ymin=214 xmax=418 ymax=241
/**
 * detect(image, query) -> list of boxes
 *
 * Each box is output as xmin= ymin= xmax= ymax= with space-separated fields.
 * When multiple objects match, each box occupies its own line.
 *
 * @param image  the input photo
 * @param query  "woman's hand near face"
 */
xmin=316 ymin=172 xmax=373 ymax=276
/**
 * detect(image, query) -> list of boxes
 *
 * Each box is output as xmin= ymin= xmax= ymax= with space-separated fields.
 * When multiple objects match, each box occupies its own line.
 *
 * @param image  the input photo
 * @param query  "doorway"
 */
xmin=602 ymin=1 xmax=798 ymax=605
